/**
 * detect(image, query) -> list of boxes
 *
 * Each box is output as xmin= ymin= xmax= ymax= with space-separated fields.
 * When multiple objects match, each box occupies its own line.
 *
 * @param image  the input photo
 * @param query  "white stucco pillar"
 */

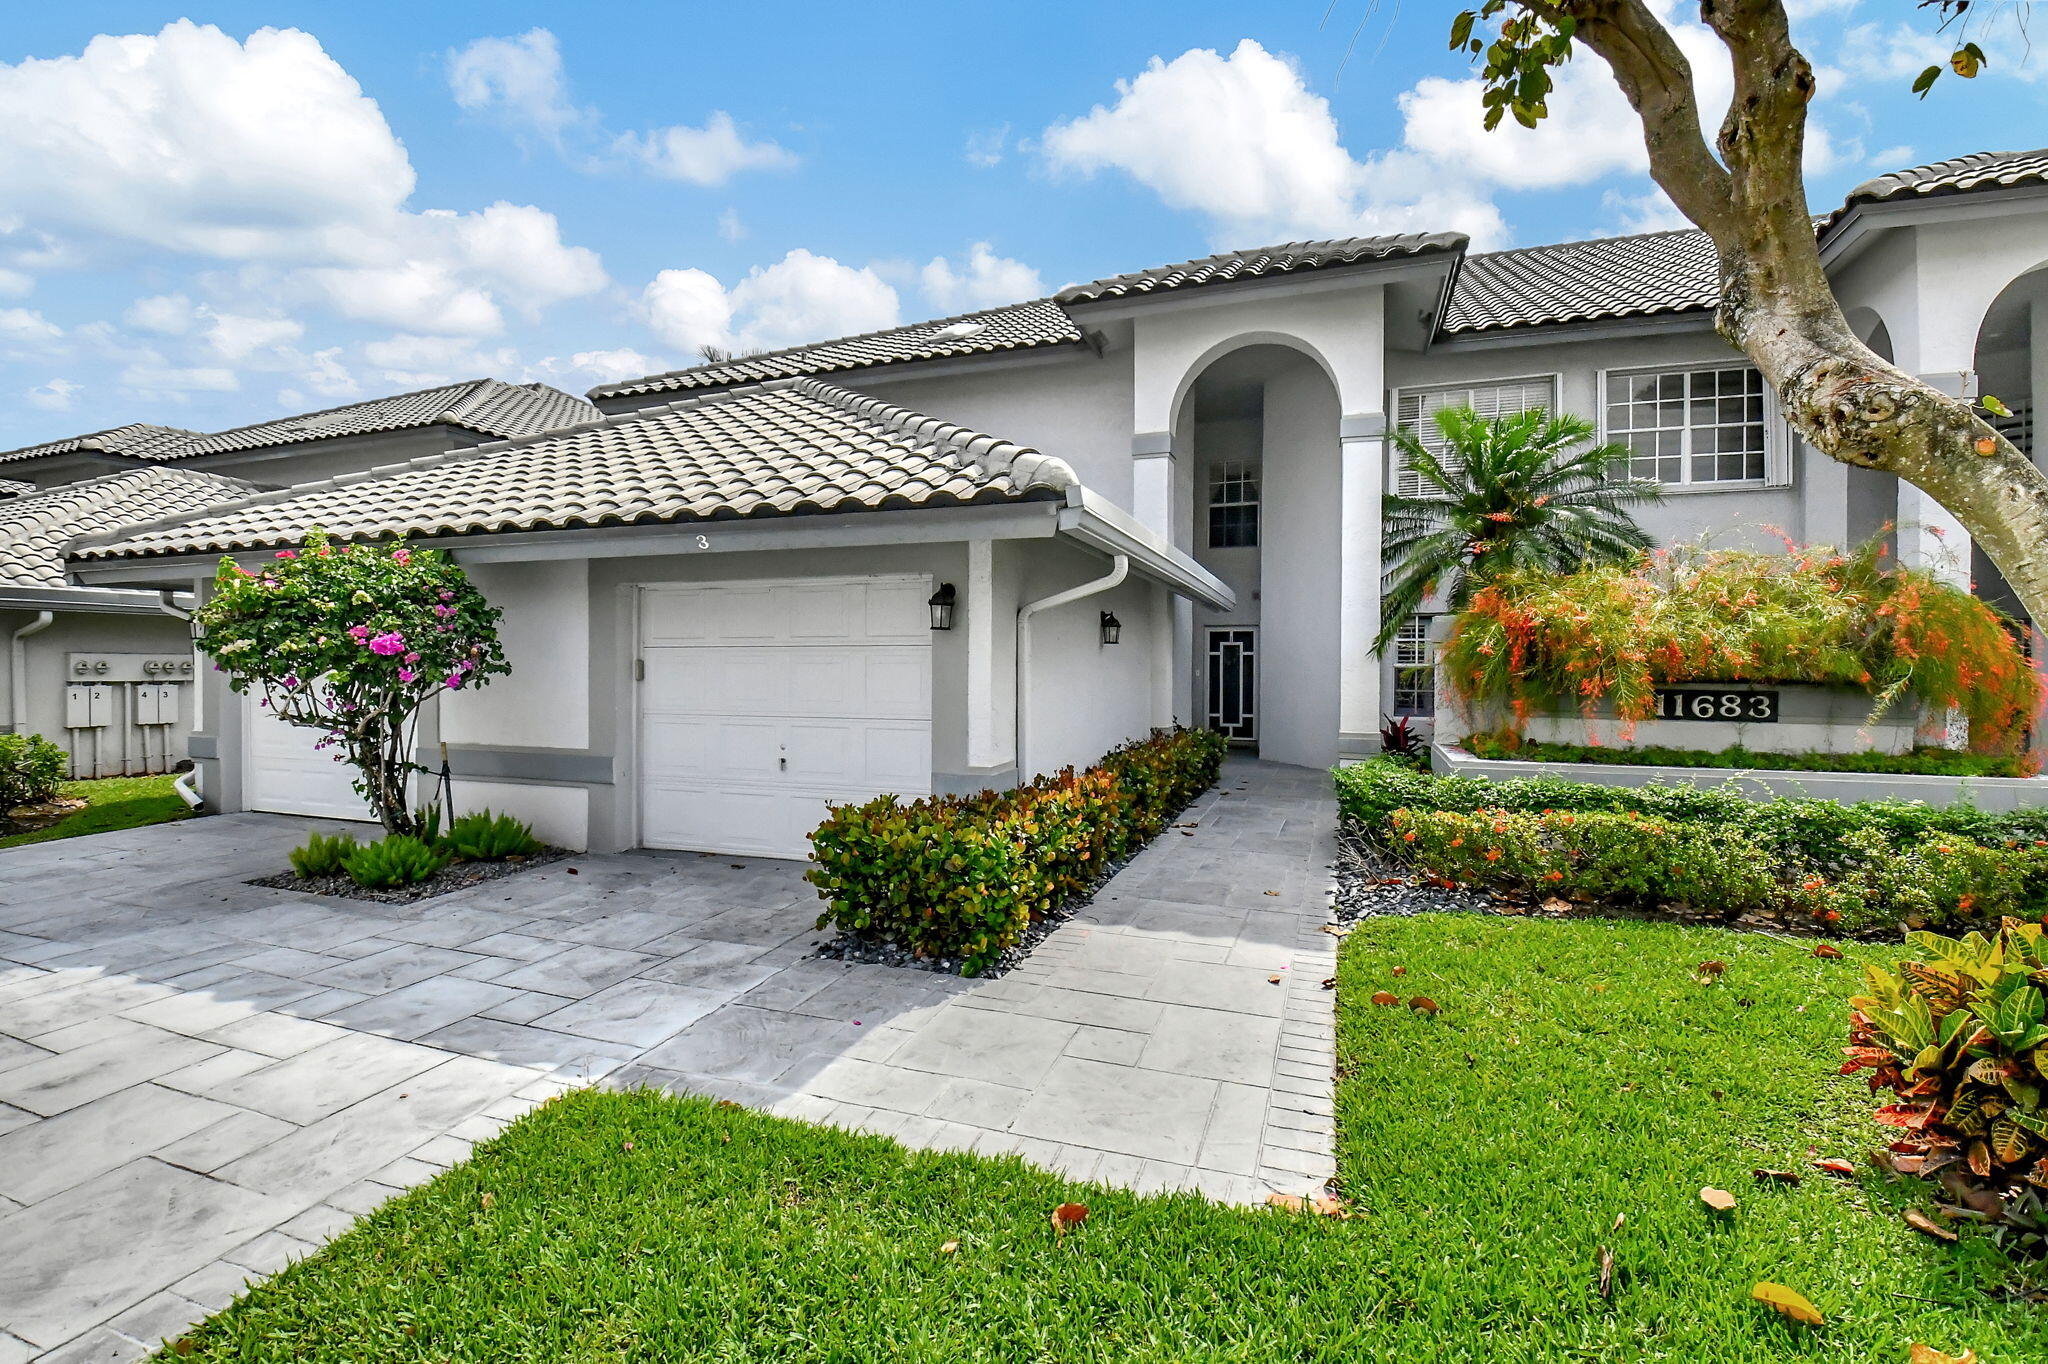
xmin=1338 ymin=413 xmax=1386 ymax=757
xmin=1898 ymin=370 xmax=1975 ymax=587
xmin=1130 ymin=431 xmax=1176 ymax=540
xmin=964 ymin=538 xmax=1009 ymax=770
xmin=2030 ymin=294 xmax=2048 ymax=472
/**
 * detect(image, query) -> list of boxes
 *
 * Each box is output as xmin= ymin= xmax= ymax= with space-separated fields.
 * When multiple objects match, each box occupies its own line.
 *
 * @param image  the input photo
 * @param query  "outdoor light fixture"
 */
xmin=1100 ymin=610 xmax=1122 ymax=645
xmin=928 ymin=583 xmax=957 ymax=631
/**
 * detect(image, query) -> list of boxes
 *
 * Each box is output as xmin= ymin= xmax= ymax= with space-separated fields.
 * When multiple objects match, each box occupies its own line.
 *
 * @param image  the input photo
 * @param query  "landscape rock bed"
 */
xmin=251 ymin=847 xmax=568 ymax=905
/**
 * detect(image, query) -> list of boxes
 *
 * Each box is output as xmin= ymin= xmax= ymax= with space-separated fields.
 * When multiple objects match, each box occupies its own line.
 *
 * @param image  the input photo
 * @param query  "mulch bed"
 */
xmin=250 ymin=848 xmax=569 ymax=905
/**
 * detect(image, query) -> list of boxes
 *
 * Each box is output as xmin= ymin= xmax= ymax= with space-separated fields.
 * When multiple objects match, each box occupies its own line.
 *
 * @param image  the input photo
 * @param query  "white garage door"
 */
xmin=242 ymin=691 xmax=374 ymax=820
xmin=637 ymin=575 xmax=933 ymax=859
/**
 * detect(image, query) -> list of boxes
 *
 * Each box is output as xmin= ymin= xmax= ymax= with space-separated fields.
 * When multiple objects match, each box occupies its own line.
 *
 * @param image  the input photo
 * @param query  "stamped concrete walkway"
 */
xmin=0 ymin=758 xmax=1335 ymax=1362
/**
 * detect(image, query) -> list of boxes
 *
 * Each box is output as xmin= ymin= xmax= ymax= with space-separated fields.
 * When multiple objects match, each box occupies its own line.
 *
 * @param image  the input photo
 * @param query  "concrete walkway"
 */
xmin=0 ymin=758 xmax=1335 ymax=1362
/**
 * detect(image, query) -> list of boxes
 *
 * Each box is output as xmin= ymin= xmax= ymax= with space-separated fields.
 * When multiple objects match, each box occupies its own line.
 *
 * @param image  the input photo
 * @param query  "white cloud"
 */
xmin=920 ymin=243 xmax=1042 ymax=313
xmin=1600 ymin=187 xmax=1695 ymax=235
xmin=294 ymin=346 xmax=358 ymax=398
xmin=641 ymin=249 xmax=898 ymax=354
xmin=125 ymin=293 xmax=195 ymax=334
xmin=1042 ymin=39 xmax=1508 ymax=247
xmin=521 ymin=348 xmax=662 ymax=392
xmin=1785 ymin=0 xmax=1862 ymax=18
xmin=615 ymin=112 xmax=796 ymax=186
xmin=205 ymin=311 xmax=303 ymax=361
xmin=360 ymin=333 xmax=518 ymax=386
xmin=25 ymin=377 xmax=79 ymax=410
xmin=450 ymin=27 xmax=793 ymax=186
xmin=0 ymin=307 xmax=61 ymax=345
xmin=1834 ymin=22 xmax=1952 ymax=84
xmin=0 ymin=268 xmax=30 ymax=298
xmin=965 ymin=125 xmax=1009 ymax=168
xmin=1871 ymin=143 xmax=1916 ymax=168
xmin=120 ymin=362 xmax=237 ymax=395
xmin=718 ymin=208 xmax=746 ymax=242
xmin=446 ymin=29 xmax=587 ymax=147
xmin=0 ymin=22 xmax=605 ymax=338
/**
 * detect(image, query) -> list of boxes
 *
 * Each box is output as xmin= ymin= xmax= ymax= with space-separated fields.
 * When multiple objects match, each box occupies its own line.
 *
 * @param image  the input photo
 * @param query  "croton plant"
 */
xmin=1845 ymin=921 xmax=2048 ymax=1238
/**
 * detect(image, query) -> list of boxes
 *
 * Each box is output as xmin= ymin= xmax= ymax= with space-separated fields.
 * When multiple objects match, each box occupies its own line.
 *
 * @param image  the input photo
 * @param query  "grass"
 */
xmin=0 ymin=773 xmax=191 ymax=849
xmin=161 ymin=916 xmax=2048 ymax=1362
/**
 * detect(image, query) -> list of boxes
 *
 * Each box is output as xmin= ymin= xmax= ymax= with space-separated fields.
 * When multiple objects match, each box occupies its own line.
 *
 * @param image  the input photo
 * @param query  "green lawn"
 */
xmin=162 ymin=917 xmax=2048 ymax=1362
xmin=0 ymin=773 xmax=192 ymax=849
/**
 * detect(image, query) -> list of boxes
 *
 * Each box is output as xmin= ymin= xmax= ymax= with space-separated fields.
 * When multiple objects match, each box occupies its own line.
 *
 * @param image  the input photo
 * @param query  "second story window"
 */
xmin=1606 ymin=363 xmax=1768 ymax=487
xmin=1393 ymin=376 xmax=1558 ymax=495
xmin=1207 ymin=461 xmax=1259 ymax=548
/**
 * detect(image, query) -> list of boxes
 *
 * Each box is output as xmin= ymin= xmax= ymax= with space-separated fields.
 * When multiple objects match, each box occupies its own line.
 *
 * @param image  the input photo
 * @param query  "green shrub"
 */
xmin=341 ymin=834 xmax=451 ymax=889
xmin=0 ymin=732 xmax=66 ymax=809
xmin=1844 ymin=922 xmax=2048 ymax=1229
xmin=441 ymin=810 xmax=543 ymax=861
xmin=808 ymin=728 xmax=1227 ymax=976
xmin=1462 ymin=733 xmax=2030 ymax=779
xmin=288 ymin=830 xmax=360 ymax=878
xmin=1338 ymin=758 xmax=2048 ymax=932
xmin=1393 ymin=805 xmax=1780 ymax=913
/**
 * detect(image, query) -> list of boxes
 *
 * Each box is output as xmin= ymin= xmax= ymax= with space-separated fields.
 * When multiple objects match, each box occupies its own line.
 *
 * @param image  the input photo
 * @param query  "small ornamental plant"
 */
xmin=1844 ymin=921 xmax=2048 ymax=1245
xmin=196 ymin=530 xmax=507 ymax=836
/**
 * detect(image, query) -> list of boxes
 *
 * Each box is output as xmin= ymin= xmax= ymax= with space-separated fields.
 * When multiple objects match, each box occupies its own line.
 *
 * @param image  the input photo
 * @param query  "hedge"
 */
xmin=808 ymin=727 xmax=1228 ymax=975
xmin=0 ymin=732 xmax=65 ymax=811
xmin=1461 ymin=733 xmax=2032 ymax=779
xmin=1338 ymin=759 xmax=2048 ymax=935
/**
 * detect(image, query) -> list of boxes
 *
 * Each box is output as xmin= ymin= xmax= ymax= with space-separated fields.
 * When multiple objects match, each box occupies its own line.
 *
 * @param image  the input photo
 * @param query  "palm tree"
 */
xmin=1376 ymin=405 xmax=1660 ymax=651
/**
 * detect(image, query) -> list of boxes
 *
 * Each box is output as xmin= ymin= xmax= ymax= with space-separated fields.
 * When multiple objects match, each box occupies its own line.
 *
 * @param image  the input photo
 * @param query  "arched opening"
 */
xmin=1844 ymin=307 xmax=1900 ymax=549
xmin=1174 ymin=342 xmax=1343 ymax=767
xmin=1970 ymin=265 xmax=2048 ymax=623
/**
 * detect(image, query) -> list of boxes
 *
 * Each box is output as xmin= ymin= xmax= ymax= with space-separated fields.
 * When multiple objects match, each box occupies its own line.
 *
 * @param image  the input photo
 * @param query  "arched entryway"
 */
xmin=1173 ymin=343 xmax=1344 ymax=768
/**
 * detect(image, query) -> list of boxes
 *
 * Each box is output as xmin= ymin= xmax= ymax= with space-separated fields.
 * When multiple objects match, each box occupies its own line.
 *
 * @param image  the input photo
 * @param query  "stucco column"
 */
xmin=1338 ymin=413 xmax=1386 ymax=757
xmin=1897 ymin=371 xmax=1974 ymax=587
xmin=1130 ymin=431 xmax=1175 ymax=540
xmin=963 ymin=538 xmax=1008 ymax=770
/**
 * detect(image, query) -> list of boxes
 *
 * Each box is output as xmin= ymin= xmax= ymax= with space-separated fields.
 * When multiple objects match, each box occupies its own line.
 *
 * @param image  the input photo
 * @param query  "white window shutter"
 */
xmin=1393 ymin=377 xmax=1554 ymax=496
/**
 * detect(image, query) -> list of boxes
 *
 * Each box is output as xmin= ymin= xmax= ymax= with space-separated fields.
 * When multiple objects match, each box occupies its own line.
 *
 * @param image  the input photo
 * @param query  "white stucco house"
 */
xmin=52 ymin=146 xmax=2048 ymax=855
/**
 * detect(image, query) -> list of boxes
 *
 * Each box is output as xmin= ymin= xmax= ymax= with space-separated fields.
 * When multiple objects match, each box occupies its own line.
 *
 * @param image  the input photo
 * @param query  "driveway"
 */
xmin=0 ymin=758 xmax=1336 ymax=1362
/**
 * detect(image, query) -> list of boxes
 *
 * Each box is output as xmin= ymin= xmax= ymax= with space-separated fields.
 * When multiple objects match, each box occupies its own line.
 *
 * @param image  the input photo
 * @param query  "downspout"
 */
xmin=9 ymin=611 xmax=54 ymax=735
xmin=1015 ymin=554 xmax=1129 ymax=780
xmin=158 ymin=590 xmax=205 ymax=807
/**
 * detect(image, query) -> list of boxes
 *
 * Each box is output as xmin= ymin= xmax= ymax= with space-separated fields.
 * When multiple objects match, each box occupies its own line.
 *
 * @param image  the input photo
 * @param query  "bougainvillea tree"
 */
xmin=196 ymin=531 xmax=507 ymax=835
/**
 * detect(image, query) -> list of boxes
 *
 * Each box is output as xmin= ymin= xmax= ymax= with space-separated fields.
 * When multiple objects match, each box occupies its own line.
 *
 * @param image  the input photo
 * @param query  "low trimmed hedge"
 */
xmin=1339 ymin=759 xmax=2048 ymax=934
xmin=808 ymin=727 xmax=1228 ymax=975
xmin=1462 ymin=733 xmax=2032 ymax=779
xmin=0 ymin=732 xmax=65 ymax=810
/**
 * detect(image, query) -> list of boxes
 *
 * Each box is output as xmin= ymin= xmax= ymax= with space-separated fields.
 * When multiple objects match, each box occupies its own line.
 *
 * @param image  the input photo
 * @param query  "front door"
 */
xmin=1205 ymin=627 xmax=1256 ymax=743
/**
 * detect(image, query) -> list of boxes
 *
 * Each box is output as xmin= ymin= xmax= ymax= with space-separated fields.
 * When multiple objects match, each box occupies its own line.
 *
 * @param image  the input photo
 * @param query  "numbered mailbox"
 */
xmin=1651 ymin=687 xmax=1780 ymax=723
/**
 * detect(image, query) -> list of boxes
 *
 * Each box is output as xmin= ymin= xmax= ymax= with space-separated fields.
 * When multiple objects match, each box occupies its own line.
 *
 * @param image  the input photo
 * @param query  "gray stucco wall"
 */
xmin=0 ymin=608 xmax=197 ymax=778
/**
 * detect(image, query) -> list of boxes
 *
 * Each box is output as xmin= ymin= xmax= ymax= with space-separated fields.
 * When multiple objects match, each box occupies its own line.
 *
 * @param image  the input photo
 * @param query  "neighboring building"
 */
xmin=64 ymin=147 xmax=2048 ymax=851
xmin=0 ymin=380 xmax=598 ymax=778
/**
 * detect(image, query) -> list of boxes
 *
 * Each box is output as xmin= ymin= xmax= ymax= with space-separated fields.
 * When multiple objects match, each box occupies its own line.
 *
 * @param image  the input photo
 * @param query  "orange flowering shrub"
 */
xmin=1443 ymin=538 xmax=2043 ymax=753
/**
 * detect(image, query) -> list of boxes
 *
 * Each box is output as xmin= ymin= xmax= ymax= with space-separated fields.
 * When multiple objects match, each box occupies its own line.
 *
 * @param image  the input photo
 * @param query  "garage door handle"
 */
xmin=779 ymin=757 xmax=787 ymax=770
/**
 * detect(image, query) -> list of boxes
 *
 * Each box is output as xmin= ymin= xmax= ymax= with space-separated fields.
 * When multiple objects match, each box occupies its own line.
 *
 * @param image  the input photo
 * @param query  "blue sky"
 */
xmin=0 ymin=2 xmax=2035 ymax=449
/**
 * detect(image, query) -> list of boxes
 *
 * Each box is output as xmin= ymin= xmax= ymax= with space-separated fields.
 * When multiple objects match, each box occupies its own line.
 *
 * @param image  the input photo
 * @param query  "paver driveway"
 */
xmin=0 ymin=758 xmax=1335 ymax=1362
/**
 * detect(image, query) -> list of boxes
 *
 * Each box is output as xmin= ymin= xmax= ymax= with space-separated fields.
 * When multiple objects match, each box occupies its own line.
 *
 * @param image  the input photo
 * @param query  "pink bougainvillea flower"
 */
xmin=282 ymin=675 xmax=299 ymax=688
xmin=347 ymin=624 xmax=369 ymax=641
xmin=445 ymin=672 xmax=464 ymax=690
xmin=275 ymin=550 xmax=297 ymax=559
xmin=438 ymin=590 xmax=454 ymax=601
xmin=432 ymin=603 xmax=454 ymax=618
xmin=403 ymin=651 xmax=420 ymax=664
xmin=392 ymin=548 xmax=411 ymax=565
xmin=368 ymin=631 xmax=406 ymax=656
xmin=398 ymin=668 xmax=416 ymax=683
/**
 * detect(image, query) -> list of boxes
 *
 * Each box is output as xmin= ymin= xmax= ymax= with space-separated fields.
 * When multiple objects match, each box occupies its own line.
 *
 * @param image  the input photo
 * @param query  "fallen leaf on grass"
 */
xmin=620 ymin=1140 xmax=635 ymax=1152
xmin=1370 ymin=991 xmax=1400 ymax=1006
xmin=1408 ymin=996 xmax=1440 ymax=1014
xmin=939 ymin=1240 xmax=960 ymax=1255
xmin=1909 ymin=1344 xmax=1980 ymax=1364
xmin=1595 ymin=1244 xmax=1615 ymax=1299
xmin=1813 ymin=1158 xmax=1856 ymax=1177
xmin=1541 ymin=896 xmax=1571 ymax=915
xmin=1265 ymin=1191 xmax=1348 ymax=1217
xmin=1700 ymin=1187 xmax=1737 ymax=1212
xmin=714 ymin=1099 xmax=741 ymax=1111
xmin=1391 ymin=965 xmax=1408 ymax=977
xmin=1752 ymin=1169 xmax=1802 ymax=1186
xmin=1813 ymin=943 xmax=1844 ymax=959
xmin=1051 ymin=1202 xmax=1089 ymax=1234
xmin=1697 ymin=960 xmax=1727 ymax=979
xmin=1320 ymin=924 xmax=1345 ymax=936
xmin=1904 ymin=1208 xmax=1959 ymax=1243
xmin=479 ymin=1191 xmax=496 ymax=1210
xmin=1751 ymin=1281 xmax=1825 ymax=1325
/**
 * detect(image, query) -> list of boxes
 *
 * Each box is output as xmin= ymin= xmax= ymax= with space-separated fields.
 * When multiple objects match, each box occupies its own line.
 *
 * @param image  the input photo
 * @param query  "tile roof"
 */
xmin=0 ymin=422 xmax=202 ymax=467
xmin=1055 ymin=233 xmax=1465 ymax=304
xmin=587 ymin=300 xmax=1085 ymax=401
xmin=1440 ymin=227 xmax=1720 ymax=335
xmin=1823 ymin=147 xmax=2048 ymax=234
xmin=76 ymin=378 xmax=1079 ymax=562
xmin=0 ymin=380 xmax=598 ymax=467
xmin=0 ymin=468 xmax=252 ymax=586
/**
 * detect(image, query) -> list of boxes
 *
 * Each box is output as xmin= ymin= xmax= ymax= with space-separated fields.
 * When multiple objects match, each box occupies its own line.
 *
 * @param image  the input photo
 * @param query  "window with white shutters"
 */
xmin=1392 ymin=376 xmax=1557 ymax=495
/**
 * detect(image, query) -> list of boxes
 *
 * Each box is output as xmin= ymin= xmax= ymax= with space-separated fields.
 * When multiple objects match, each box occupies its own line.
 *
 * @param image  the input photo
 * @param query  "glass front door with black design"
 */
xmin=1205 ymin=627 xmax=1256 ymax=742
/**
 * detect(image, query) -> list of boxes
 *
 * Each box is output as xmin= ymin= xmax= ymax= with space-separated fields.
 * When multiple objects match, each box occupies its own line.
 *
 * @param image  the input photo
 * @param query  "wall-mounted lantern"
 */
xmin=928 ymin=583 xmax=957 ymax=631
xmin=1100 ymin=610 xmax=1122 ymax=645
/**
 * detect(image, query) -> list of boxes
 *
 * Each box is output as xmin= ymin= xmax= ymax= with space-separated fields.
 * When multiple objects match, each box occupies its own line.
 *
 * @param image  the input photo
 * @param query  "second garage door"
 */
xmin=637 ymin=575 xmax=933 ymax=859
xmin=242 ymin=690 xmax=375 ymax=821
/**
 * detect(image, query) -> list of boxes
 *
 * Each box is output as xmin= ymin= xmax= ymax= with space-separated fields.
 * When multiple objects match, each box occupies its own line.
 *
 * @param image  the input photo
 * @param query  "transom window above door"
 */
xmin=1605 ymin=364 xmax=1769 ymax=487
xmin=1207 ymin=461 xmax=1260 ymax=548
xmin=1392 ymin=376 xmax=1558 ymax=495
